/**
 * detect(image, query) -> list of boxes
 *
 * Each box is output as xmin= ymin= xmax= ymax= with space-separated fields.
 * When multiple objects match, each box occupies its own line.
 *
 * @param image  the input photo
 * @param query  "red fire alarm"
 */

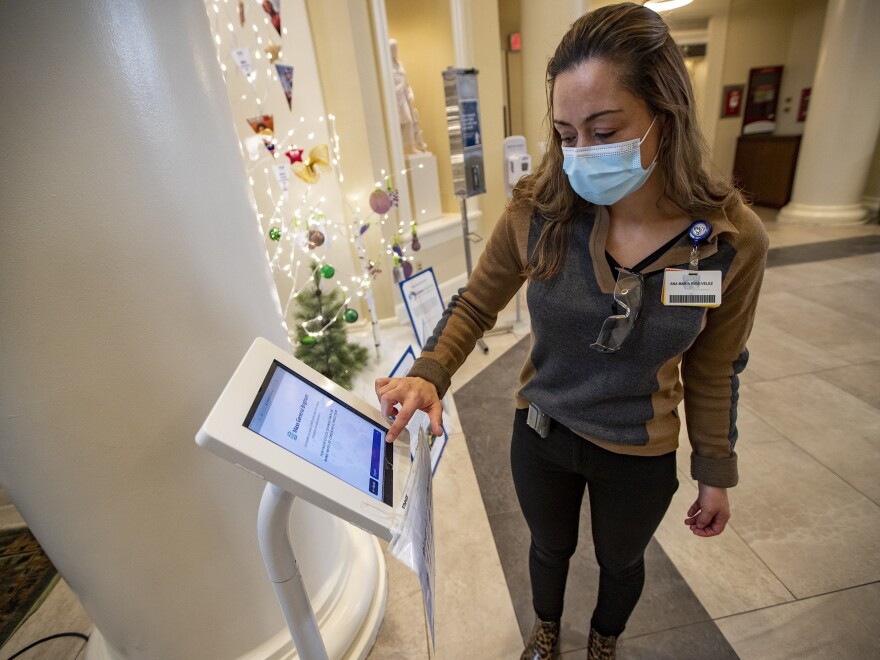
xmin=509 ymin=32 xmax=521 ymax=52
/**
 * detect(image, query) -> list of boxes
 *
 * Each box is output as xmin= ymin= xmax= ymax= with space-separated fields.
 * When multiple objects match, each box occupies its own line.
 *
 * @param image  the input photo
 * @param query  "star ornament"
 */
xmin=265 ymin=43 xmax=282 ymax=63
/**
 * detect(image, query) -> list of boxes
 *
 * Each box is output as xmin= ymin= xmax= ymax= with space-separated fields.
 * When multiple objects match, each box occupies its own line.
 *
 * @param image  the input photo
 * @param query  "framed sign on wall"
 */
xmin=742 ymin=65 xmax=783 ymax=135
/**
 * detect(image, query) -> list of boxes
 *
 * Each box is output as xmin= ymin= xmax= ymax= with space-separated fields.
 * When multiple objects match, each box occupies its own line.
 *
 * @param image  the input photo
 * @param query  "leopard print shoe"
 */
xmin=587 ymin=627 xmax=617 ymax=660
xmin=520 ymin=618 xmax=560 ymax=660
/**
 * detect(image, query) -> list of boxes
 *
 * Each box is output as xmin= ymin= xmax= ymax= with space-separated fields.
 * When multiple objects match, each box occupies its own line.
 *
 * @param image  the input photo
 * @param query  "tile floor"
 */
xmin=2 ymin=207 xmax=879 ymax=659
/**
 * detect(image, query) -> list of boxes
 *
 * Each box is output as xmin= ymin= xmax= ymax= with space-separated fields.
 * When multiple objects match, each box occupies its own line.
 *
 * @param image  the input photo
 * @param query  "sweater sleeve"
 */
xmin=681 ymin=204 xmax=769 ymax=487
xmin=407 ymin=207 xmax=529 ymax=398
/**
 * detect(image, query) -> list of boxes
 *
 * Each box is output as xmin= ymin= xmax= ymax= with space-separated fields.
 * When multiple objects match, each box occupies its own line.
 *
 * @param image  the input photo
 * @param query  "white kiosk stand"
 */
xmin=197 ymin=338 xmax=412 ymax=659
xmin=258 ymin=483 xmax=329 ymax=659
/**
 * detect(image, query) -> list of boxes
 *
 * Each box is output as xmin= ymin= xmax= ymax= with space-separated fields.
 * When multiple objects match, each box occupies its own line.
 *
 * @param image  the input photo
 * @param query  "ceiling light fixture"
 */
xmin=644 ymin=0 xmax=694 ymax=12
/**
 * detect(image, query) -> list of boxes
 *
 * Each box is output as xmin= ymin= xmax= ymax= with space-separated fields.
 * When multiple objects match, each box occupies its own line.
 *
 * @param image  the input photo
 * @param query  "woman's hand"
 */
xmin=684 ymin=483 xmax=730 ymax=537
xmin=375 ymin=376 xmax=444 ymax=443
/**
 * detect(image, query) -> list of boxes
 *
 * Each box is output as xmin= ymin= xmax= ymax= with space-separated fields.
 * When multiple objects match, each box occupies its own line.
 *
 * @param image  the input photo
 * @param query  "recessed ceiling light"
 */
xmin=644 ymin=0 xmax=694 ymax=12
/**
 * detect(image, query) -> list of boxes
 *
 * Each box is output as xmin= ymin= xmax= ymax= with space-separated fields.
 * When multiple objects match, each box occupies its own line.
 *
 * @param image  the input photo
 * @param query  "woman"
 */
xmin=376 ymin=4 xmax=768 ymax=658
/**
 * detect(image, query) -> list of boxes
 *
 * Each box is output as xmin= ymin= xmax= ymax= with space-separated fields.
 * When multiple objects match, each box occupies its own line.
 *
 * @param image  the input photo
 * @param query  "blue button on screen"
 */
xmin=370 ymin=429 xmax=382 ymax=479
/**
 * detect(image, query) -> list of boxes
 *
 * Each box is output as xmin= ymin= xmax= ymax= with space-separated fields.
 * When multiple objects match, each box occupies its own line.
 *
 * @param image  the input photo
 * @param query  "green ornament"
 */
xmin=343 ymin=308 xmax=358 ymax=323
xmin=321 ymin=264 xmax=335 ymax=279
xmin=268 ymin=226 xmax=282 ymax=241
xmin=300 ymin=335 xmax=317 ymax=346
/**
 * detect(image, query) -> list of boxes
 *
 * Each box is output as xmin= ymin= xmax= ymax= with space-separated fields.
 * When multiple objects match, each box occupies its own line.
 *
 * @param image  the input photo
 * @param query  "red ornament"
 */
xmin=285 ymin=148 xmax=304 ymax=164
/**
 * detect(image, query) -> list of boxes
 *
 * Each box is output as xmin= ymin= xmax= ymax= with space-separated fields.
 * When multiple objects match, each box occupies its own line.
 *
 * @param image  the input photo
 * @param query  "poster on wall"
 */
xmin=742 ymin=66 xmax=783 ymax=135
xmin=721 ymin=84 xmax=744 ymax=118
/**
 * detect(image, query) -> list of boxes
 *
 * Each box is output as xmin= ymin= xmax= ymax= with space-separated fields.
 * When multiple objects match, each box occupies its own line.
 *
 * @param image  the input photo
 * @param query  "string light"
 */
xmin=205 ymin=1 xmax=425 ymax=355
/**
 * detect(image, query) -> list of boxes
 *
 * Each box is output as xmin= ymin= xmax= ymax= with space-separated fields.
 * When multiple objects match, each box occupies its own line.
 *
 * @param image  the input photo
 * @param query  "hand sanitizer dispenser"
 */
xmin=503 ymin=135 xmax=531 ymax=198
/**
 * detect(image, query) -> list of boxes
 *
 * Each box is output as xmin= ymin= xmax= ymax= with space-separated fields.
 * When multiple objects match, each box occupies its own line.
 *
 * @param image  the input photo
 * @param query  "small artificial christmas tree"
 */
xmin=293 ymin=263 xmax=369 ymax=390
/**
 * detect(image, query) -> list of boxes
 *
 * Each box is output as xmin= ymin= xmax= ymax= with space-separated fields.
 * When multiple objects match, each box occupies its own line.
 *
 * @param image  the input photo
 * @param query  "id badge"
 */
xmin=662 ymin=269 xmax=722 ymax=307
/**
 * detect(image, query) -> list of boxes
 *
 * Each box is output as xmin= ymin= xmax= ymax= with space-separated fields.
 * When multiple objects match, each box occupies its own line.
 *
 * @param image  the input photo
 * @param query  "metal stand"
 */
xmin=459 ymin=198 xmax=515 ymax=353
xmin=258 ymin=482 xmax=329 ymax=660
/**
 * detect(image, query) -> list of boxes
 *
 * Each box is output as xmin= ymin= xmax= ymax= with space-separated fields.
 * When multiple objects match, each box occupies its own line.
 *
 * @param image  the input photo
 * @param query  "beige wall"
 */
xmin=713 ymin=0 xmax=826 ymax=178
xmin=386 ymin=0 xmax=457 ymax=214
xmin=775 ymin=0 xmax=826 ymax=136
xmin=469 ymin=0 xmax=508 ymax=236
xmin=499 ymin=0 xmax=524 ymax=137
xmin=520 ymin=2 xmax=582 ymax=160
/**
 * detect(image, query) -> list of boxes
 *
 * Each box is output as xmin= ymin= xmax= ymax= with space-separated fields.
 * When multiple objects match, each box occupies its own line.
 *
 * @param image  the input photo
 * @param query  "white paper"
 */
xmin=400 ymin=268 xmax=444 ymax=349
xmin=389 ymin=427 xmax=435 ymax=648
xmin=388 ymin=346 xmax=448 ymax=474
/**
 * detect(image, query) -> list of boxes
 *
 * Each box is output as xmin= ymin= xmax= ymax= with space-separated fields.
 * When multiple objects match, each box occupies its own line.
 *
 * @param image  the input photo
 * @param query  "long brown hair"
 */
xmin=515 ymin=2 xmax=740 ymax=280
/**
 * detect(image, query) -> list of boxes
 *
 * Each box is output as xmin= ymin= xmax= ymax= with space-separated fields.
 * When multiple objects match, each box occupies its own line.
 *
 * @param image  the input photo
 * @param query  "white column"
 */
xmin=0 ymin=1 xmax=384 ymax=659
xmin=778 ymin=0 xmax=880 ymax=226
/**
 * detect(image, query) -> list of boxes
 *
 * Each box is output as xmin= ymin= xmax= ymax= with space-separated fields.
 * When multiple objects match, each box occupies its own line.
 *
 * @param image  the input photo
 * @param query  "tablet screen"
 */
xmin=243 ymin=361 xmax=392 ymax=506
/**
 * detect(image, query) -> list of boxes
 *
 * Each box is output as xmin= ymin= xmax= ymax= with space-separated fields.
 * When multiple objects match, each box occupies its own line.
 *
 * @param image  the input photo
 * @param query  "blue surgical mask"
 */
xmin=561 ymin=117 xmax=658 ymax=206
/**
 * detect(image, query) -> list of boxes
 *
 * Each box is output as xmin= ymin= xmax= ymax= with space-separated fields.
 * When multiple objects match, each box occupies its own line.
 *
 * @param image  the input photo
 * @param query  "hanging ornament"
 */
xmin=285 ymin=148 xmax=304 ymax=164
xmin=392 ymin=254 xmax=403 ymax=284
xmin=265 ymin=42 xmax=282 ymax=63
xmin=300 ymin=335 xmax=317 ymax=346
xmin=275 ymin=63 xmax=294 ymax=110
xmin=411 ymin=225 xmax=421 ymax=251
xmin=262 ymin=0 xmax=282 ymax=36
xmin=268 ymin=226 xmax=282 ymax=241
xmin=247 ymin=114 xmax=275 ymax=155
xmin=392 ymin=234 xmax=403 ymax=258
xmin=231 ymin=47 xmax=254 ymax=76
xmin=359 ymin=222 xmax=370 ymax=236
xmin=369 ymin=177 xmax=400 ymax=215
xmin=402 ymin=260 xmax=414 ymax=279
xmin=321 ymin=264 xmax=335 ymax=279
xmin=292 ymin=144 xmax=331 ymax=184
xmin=307 ymin=229 xmax=325 ymax=249
xmin=369 ymin=188 xmax=392 ymax=215
xmin=343 ymin=308 xmax=359 ymax=324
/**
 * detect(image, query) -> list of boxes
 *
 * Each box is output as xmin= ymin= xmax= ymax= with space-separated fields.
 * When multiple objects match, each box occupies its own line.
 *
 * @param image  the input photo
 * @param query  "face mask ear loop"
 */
xmin=640 ymin=116 xmax=660 ymax=168
xmin=639 ymin=116 xmax=658 ymax=145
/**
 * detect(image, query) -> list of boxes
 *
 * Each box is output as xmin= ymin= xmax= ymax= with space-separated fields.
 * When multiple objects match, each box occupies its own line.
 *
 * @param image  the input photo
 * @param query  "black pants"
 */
xmin=510 ymin=408 xmax=678 ymax=637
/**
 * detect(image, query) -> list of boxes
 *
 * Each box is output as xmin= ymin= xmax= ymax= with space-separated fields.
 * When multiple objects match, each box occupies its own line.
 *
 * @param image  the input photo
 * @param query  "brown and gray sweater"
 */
xmin=408 ymin=200 xmax=768 ymax=488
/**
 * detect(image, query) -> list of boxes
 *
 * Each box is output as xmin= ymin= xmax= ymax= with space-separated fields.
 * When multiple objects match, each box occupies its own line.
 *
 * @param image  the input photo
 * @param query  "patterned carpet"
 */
xmin=0 ymin=527 xmax=58 ymax=646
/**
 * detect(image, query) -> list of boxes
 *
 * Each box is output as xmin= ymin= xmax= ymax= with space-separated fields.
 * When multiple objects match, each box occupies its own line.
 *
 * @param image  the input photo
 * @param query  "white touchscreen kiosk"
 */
xmin=196 ymin=337 xmax=406 ymax=540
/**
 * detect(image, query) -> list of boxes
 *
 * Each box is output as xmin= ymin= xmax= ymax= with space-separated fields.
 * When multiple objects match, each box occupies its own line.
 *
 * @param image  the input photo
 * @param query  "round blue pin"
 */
xmin=688 ymin=220 xmax=712 ymax=243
